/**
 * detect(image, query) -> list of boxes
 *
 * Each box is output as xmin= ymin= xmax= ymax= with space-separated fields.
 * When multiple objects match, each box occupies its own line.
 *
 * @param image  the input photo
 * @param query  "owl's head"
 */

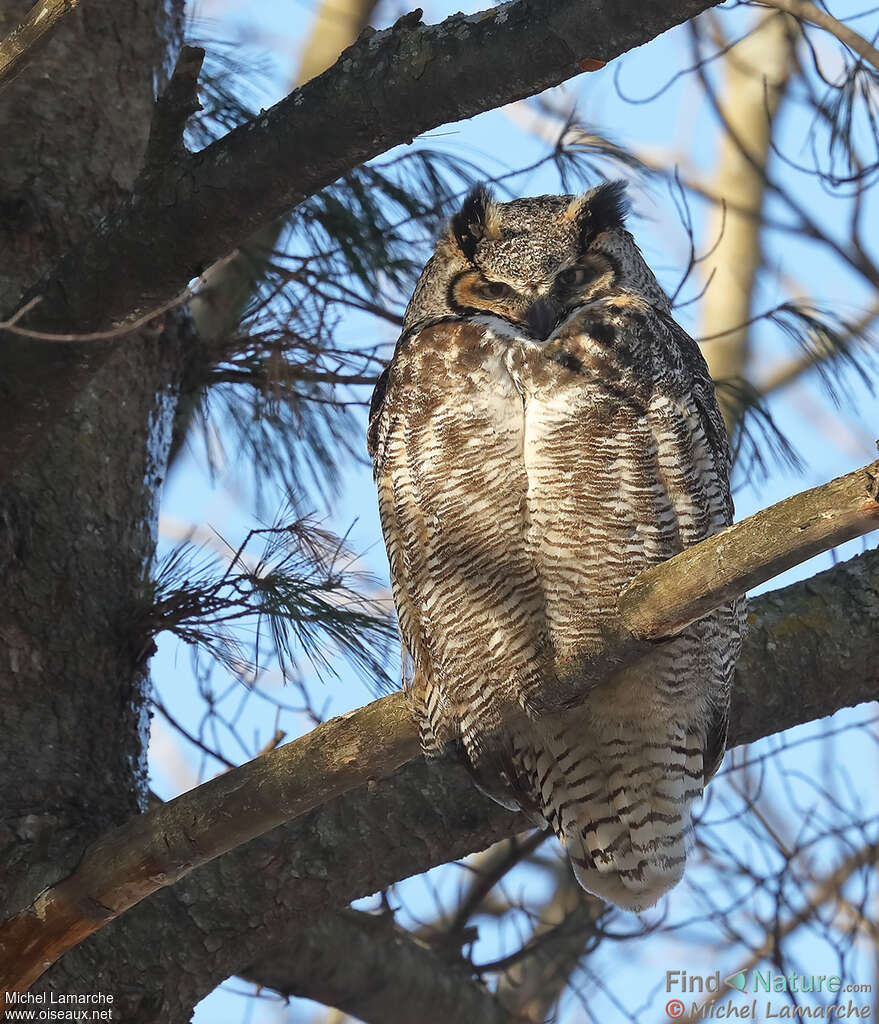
xmin=404 ymin=181 xmax=669 ymax=338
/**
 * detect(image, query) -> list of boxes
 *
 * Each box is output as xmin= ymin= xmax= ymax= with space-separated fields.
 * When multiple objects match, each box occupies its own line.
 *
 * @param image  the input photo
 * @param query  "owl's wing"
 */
xmin=661 ymin=313 xmax=735 ymax=502
xmin=660 ymin=313 xmax=742 ymax=784
xmin=368 ymin=319 xmax=552 ymax=790
xmin=368 ymin=353 xmax=441 ymax=750
xmin=702 ymin=704 xmax=729 ymax=783
xmin=537 ymin=301 xmax=740 ymax=783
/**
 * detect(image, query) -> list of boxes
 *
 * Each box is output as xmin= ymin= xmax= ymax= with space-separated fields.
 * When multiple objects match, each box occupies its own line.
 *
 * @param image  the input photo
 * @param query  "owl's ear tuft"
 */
xmin=449 ymin=185 xmax=500 ymax=261
xmin=567 ymin=180 xmax=630 ymax=247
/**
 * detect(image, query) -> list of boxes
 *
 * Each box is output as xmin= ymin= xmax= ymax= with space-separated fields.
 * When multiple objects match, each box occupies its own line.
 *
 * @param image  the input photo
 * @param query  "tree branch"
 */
xmin=0 ymin=0 xmax=720 ymax=480
xmin=0 ymin=0 xmax=78 ymax=94
xmin=138 ymin=46 xmax=205 ymax=182
xmin=759 ymin=0 xmax=879 ymax=74
xmin=494 ymin=868 xmax=603 ymax=1022
xmin=0 ymin=457 xmax=877 ymax=994
xmin=754 ymin=301 xmax=879 ymax=398
xmin=617 ymin=456 xmax=879 ymax=639
xmin=41 ymin=540 xmax=879 ymax=1019
xmin=239 ymin=908 xmax=514 ymax=1024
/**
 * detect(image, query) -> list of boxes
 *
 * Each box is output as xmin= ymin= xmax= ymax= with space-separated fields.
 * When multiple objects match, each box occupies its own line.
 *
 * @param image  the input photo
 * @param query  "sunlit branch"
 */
xmin=0 ymin=0 xmax=78 ymax=93
xmin=0 ymin=458 xmax=877 ymax=992
xmin=759 ymin=0 xmax=879 ymax=74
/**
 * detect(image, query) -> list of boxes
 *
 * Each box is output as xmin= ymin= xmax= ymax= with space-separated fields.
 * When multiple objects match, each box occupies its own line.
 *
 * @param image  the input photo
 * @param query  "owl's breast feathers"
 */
xmin=369 ymin=304 xmax=743 ymax=910
xmin=370 ymin=319 xmax=552 ymax=786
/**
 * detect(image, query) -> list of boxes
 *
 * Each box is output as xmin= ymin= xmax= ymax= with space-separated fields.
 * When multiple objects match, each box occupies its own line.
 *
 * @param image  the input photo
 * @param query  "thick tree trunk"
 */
xmin=0 ymin=0 xmax=184 ymax=996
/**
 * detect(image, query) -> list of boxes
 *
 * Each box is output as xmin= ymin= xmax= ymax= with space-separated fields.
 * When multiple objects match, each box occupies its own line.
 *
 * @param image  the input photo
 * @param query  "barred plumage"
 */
xmin=368 ymin=183 xmax=744 ymax=910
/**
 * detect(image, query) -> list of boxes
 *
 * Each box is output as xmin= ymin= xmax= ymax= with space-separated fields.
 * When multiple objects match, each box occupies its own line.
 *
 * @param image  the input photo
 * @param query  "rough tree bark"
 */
xmin=0 ymin=0 xmax=188 ymax=1011
xmin=29 ymin=546 xmax=879 ymax=1021
xmin=240 ymin=908 xmax=516 ymax=1024
xmin=0 ymin=0 xmax=184 ymax=912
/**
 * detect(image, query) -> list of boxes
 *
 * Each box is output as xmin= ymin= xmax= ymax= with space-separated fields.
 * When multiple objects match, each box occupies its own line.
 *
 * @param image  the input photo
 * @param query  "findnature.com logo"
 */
xmin=663 ymin=970 xmax=872 ymax=1019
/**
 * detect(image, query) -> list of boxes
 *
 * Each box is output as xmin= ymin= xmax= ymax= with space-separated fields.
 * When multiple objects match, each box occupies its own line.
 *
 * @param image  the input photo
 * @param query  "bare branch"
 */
xmin=1 ymin=458 xmax=877 ymax=992
xmin=240 ymin=909 xmax=514 ymax=1024
xmin=139 ymin=46 xmax=205 ymax=182
xmin=495 ymin=869 xmax=603 ymax=1023
xmin=759 ymin=0 xmax=879 ymax=74
xmin=0 ymin=0 xmax=78 ymax=94
xmin=443 ymin=830 xmax=551 ymax=938
xmin=681 ymin=839 xmax=879 ymax=1023
xmin=36 ymin=543 xmax=879 ymax=1017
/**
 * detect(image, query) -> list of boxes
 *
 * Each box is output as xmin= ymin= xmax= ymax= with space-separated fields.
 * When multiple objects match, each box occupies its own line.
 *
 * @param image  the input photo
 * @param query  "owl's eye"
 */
xmin=556 ymin=266 xmax=589 ymax=287
xmin=477 ymin=280 xmax=515 ymax=300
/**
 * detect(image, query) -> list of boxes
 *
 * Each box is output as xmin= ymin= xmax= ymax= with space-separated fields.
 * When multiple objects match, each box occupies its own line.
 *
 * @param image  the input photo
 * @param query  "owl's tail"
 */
xmin=515 ymin=715 xmax=704 ymax=911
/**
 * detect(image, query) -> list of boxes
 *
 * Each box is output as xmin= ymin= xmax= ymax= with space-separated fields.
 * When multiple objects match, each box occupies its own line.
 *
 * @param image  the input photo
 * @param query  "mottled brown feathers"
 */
xmin=370 ymin=185 xmax=744 ymax=911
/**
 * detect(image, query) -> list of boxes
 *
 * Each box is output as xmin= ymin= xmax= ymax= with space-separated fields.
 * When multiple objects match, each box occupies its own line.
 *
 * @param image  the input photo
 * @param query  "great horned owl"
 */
xmin=368 ymin=182 xmax=744 ymax=910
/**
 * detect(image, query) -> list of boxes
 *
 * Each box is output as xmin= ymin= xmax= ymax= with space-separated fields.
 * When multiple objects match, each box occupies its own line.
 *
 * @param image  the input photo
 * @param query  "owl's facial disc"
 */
xmin=446 ymin=243 xmax=619 ymax=341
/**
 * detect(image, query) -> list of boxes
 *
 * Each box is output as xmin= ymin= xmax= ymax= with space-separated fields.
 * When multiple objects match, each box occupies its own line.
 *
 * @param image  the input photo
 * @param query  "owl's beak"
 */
xmin=525 ymin=299 xmax=560 ymax=341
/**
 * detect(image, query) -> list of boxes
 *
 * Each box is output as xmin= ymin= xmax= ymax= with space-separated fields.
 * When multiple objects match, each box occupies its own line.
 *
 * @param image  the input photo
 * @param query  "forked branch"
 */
xmin=0 ymin=458 xmax=877 ymax=994
xmin=760 ymin=0 xmax=879 ymax=74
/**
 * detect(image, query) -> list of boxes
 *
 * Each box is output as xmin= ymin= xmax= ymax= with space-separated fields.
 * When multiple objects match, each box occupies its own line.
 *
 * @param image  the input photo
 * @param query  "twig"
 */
xmin=680 ymin=840 xmax=879 ymax=1023
xmin=755 ymin=301 xmax=879 ymax=397
xmin=256 ymin=729 xmax=286 ymax=756
xmin=494 ymin=866 xmax=603 ymax=1022
xmin=151 ymin=697 xmax=237 ymax=770
xmin=0 ymin=458 xmax=877 ymax=992
xmin=444 ymin=829 xmax=552 ymax=937
xmin=0 ymin=252 xmax=236 ymax=343
xmin=759 ymin=0 xmax=879 ymax=74
xmin=0 ymin=0 xmax=78 ymax=94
